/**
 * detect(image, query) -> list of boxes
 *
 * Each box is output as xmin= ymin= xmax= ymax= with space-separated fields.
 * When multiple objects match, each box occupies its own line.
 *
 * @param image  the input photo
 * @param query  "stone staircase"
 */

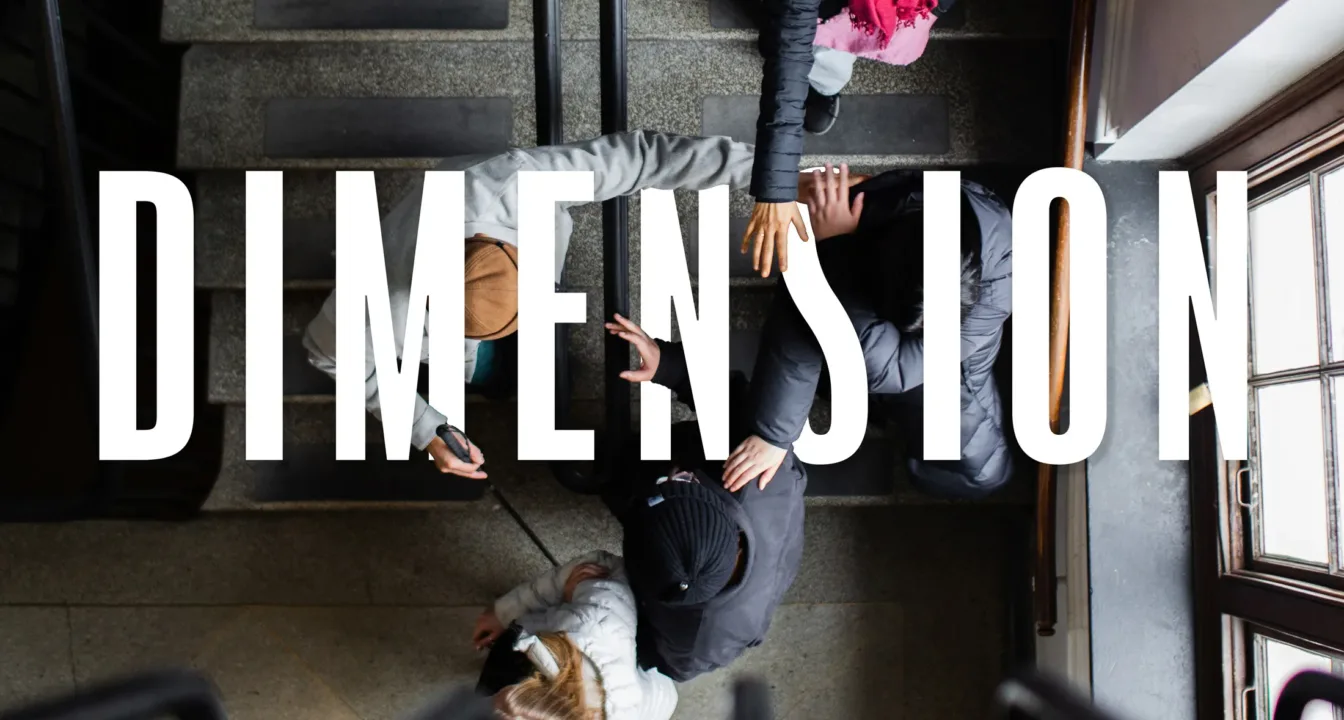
xmin=165 ymin=0 xmax=1065 ymax=510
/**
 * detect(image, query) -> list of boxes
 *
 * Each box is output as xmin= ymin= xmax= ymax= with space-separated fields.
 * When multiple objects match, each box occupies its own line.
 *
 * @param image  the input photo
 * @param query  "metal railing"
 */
xmin=599 ymin=0 xmax=631 ymax=480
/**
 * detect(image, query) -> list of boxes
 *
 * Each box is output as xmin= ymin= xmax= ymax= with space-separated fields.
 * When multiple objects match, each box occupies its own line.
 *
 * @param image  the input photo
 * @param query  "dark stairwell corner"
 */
xmin=1 ymin=0 xmax=1077 ymax=718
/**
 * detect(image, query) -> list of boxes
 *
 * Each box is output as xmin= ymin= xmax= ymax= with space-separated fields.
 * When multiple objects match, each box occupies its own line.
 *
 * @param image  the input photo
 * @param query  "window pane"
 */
xmin=1325 ymin=167 xmax=1344 ymax=361
xmin=1251 ymin=186 xmax=1320 ymax=374
xmin=1256 ymin=381 xmax=1330 ymax=564
xmin=1263 ymin=637 xmax=1335 ymax=720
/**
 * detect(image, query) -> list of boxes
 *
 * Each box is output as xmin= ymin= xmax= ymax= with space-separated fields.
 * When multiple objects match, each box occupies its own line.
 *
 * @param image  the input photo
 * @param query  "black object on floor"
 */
xmin=702 ymin=94 xmax=950 ymax=155
xmin=249 ymin=444 xmax=488 ymax=502
xmin=264 ymin=98 xmax=514 ymax=159
xmin=475 ymin=624 xmax=531 ymax=697
xmin=255 ymin=0 xmax=510 ymax=30
xmin=0 ymin=669 xmax=226 ymax=720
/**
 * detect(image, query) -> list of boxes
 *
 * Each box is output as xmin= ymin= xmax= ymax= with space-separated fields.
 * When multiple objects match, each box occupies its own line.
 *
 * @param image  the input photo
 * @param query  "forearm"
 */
xmin=302 ymin=297 xmax=445 ymax=451
xmin=747 ymin=285 xmax=824 ymax=448
xmin=523 ymin=131 xmax=754 ymax=202
xmin=752 ymin=0 xmax=822 ymax=202
xmin=493 ymin=551 xmax=615 ymax=624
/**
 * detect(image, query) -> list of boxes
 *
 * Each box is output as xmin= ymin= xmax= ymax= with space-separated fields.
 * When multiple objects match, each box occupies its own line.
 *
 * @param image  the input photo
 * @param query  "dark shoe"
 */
xmin=804 ymin=88 xmax=840 ymax=135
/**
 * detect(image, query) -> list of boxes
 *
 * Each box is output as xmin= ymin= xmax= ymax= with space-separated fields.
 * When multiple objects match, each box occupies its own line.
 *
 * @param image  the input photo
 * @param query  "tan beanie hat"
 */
xmin=464 ymin=237 xmax=518 ymax=340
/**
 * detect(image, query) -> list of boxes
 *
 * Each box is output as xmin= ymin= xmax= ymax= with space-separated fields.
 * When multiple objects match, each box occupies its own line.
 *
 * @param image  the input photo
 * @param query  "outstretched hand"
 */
xmin=604 ymin=313 xmax=660 ymax=383
xmin=805 ymin=162 xmax=865 ymax=241
xmin=743 ymin=201 xmax=809 ymax=278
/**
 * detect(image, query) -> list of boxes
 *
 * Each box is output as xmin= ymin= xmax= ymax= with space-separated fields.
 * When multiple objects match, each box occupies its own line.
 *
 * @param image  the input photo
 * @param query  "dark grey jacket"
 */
xmin=747 ymin=171 xmax=1014 ymax=497
xmin=623 ymin=341 xmax=807 ymax=682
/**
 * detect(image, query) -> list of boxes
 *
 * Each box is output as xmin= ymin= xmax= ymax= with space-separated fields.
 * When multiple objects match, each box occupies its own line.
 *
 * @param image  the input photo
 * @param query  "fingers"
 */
xmin=758 ymin=464 xmax=778 ymax=491
xmin=611 ymin=313 xmax=645 ymax=337
xmin=751 ymin=226 xmax=767 ymax=274
xmin=722 ymin=455 xmax=757 ymax=491
xmin=823 ymin=162 xmax=837 ymax=204
xmin=444 ymin=458 xmax=487 ymax=480
xmin=618 ymin=368 xmax=655 ymax=383
xmin=756 ymin=231 xmax=774 ymax=278
xmin=811 ymin=169 xmax=825 ymax=207
xmin=741 ymin=212 xmax=759 ymax=254
xmin=851 ymin=191 xmax=865 ymax=217
xmin=468 ymin=440 xmax=485 ymax=465
xmin=837 ymin=163 xmax=849 ymax=204
xmin=724 ymin=463 xmax=757 ymax=492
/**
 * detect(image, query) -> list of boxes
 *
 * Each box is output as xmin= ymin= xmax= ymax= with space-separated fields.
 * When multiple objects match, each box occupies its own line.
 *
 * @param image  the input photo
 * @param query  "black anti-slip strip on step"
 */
xmin=255 ymin=0 xmax=509 ymax=30
xmin=703 ymin=94 xmax=950 ymax=155
xmin=683 ymin=216 xmax=758 ymax=277
xmin=278 ymin=217 xmax=337 ymax=282
xmin=264 ymin=97 xmax=513 ymax=158
xmin=250 ymin=445 xmax=489 ymax=502
xmin=801 ymin=436 xmax=897 ymax=497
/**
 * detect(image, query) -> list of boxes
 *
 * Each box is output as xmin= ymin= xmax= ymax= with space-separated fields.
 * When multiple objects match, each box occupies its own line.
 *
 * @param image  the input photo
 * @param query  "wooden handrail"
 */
xmin=1036 ymin=0 xmax=1097 ymax=638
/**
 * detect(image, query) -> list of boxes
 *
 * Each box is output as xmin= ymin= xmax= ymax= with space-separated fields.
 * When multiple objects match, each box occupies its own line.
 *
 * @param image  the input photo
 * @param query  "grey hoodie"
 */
xmin=302 ymin=131 xmax=756 ymax=450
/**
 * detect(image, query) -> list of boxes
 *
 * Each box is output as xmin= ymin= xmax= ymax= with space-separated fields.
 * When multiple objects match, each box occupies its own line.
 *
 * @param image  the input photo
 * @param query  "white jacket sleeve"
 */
xmin=493 ymin=550 xmax=618 ymax=626
xmin=302 ymin=290 xmax=447 ymax=451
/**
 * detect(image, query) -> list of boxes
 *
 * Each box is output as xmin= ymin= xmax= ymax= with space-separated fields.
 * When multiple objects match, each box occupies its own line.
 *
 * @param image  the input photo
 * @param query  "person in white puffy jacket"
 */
xmin=471 ymin=551 xmax=678 ymax=720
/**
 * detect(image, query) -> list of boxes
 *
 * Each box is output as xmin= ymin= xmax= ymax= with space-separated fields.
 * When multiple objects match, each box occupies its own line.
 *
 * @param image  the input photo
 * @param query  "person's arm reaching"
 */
xmin=459 ymin=130 xmax=757 ymax=242
xmin=302 ymin=292 xmax=486 ymax=477
xmin=605 ymin=313 xmax=778 ymax=490
xmin=742 ymin=0 xmax=823 ymax=278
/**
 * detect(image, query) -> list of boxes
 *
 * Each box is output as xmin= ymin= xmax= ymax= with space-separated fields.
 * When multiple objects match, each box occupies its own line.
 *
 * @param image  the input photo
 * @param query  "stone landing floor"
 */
xmin=0 ymin=503 xmax=1025 ymax=719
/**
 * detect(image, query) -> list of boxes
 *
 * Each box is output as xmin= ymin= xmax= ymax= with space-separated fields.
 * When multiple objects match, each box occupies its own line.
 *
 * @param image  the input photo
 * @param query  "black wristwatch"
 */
xmin=435 ymin=423 xmax=476 ymax=464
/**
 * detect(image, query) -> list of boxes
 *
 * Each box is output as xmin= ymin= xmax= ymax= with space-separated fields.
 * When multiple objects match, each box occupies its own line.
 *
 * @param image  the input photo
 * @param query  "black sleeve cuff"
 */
xmin=650 ymin=339 xmax=688 ymax=391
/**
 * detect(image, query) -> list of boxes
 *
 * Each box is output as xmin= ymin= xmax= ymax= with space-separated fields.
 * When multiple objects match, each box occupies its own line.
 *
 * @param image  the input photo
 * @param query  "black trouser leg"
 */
xmin=475 ymin=624 xmax=532 ymax=696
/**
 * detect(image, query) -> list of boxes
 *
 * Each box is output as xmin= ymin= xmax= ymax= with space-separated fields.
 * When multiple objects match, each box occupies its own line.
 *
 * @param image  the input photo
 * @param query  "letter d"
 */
xmin=99 ymin=171 xmax=195 ymax=460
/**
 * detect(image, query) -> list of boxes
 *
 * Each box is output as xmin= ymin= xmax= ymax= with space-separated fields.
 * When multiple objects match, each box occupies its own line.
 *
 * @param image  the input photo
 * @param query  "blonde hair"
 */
xmin=494 ymin=633 xmax=604 ymax=720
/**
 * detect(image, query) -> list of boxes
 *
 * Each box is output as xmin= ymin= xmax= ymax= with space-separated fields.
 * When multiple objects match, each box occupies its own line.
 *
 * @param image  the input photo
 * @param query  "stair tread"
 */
xmin=178 ymin=39 xmax=1055 ymax=170
xmin=205 ymin=286 xmax=775 ymax=405
xmin=177 ymin=41 xmax=552 ymax=169
xmin=208 ymin=404 xmax=1033 ymax=509
xmin=163 ymin=0 xmax=1060 ymax=43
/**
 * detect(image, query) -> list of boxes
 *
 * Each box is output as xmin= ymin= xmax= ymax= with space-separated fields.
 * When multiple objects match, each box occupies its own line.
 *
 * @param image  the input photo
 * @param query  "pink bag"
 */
xmin=813 ymin=8 xmax=937 ymax=66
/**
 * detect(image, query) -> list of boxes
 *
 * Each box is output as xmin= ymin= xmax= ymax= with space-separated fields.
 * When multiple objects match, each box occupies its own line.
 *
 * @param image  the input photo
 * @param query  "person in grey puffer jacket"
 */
xmin=742 ymin=165 xmax=1015 ymax=498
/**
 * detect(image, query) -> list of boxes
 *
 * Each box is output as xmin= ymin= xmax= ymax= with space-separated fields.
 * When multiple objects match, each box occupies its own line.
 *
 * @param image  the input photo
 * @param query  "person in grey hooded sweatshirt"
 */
xmin=728 ymin=163 xmax=1015 ymax=499
xmin=301 ymin=131 xmax=758 ymax=480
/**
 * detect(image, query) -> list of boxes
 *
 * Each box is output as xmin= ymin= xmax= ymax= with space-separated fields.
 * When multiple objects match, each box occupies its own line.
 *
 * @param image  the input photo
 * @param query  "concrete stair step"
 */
xmin=192 ymin=170 xmax=785 ymax=291
xmin=205 ymin=285 xmax=776 ymax=405
xmin=206 ymin=401 xmax=1034 ymax=510
xmin=162 ymin=0 xmax=1060 ymax=42
xmin=628 ymin=38 xmax=1059 ymax=169
xmin=178 ymin=37 xmax=1054 ymax=170
xmin=177 ymin=41 xmax=565 ymax=170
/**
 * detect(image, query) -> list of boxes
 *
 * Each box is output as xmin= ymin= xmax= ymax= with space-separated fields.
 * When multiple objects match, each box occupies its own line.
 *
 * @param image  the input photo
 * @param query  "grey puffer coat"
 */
xmin=746 ymin=170 xmax=1014 ymax=497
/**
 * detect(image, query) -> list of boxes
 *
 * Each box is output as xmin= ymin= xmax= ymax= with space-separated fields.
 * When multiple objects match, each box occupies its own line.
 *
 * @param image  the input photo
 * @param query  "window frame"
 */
xmin=1239 ymin=150 xmax=1344 ymax=586
xmin=1189 ymin=54 xmax=1344 ymax=720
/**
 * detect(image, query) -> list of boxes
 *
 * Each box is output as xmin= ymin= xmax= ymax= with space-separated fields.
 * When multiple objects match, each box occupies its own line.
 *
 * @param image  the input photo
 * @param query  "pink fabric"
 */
xmin=813 ymin=9 xmax=937 ymax=66
xmin=847 ymin=0 xmax=938 ymax=44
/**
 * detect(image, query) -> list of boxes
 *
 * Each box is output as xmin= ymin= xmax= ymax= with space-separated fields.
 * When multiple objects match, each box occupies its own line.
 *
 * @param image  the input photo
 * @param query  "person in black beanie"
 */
xmin=601 ymin=313 xmax=807 ymax=682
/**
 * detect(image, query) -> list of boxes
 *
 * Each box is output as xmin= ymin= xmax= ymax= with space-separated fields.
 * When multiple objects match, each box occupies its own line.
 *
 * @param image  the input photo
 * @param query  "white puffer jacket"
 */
xmin=493 ymin=551 xmax=678 ymax=720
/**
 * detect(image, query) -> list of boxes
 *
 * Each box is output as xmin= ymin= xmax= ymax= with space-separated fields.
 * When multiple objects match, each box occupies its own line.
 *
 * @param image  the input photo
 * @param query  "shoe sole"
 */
xmin=808 ymin=96 xmax=839 ymax=136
